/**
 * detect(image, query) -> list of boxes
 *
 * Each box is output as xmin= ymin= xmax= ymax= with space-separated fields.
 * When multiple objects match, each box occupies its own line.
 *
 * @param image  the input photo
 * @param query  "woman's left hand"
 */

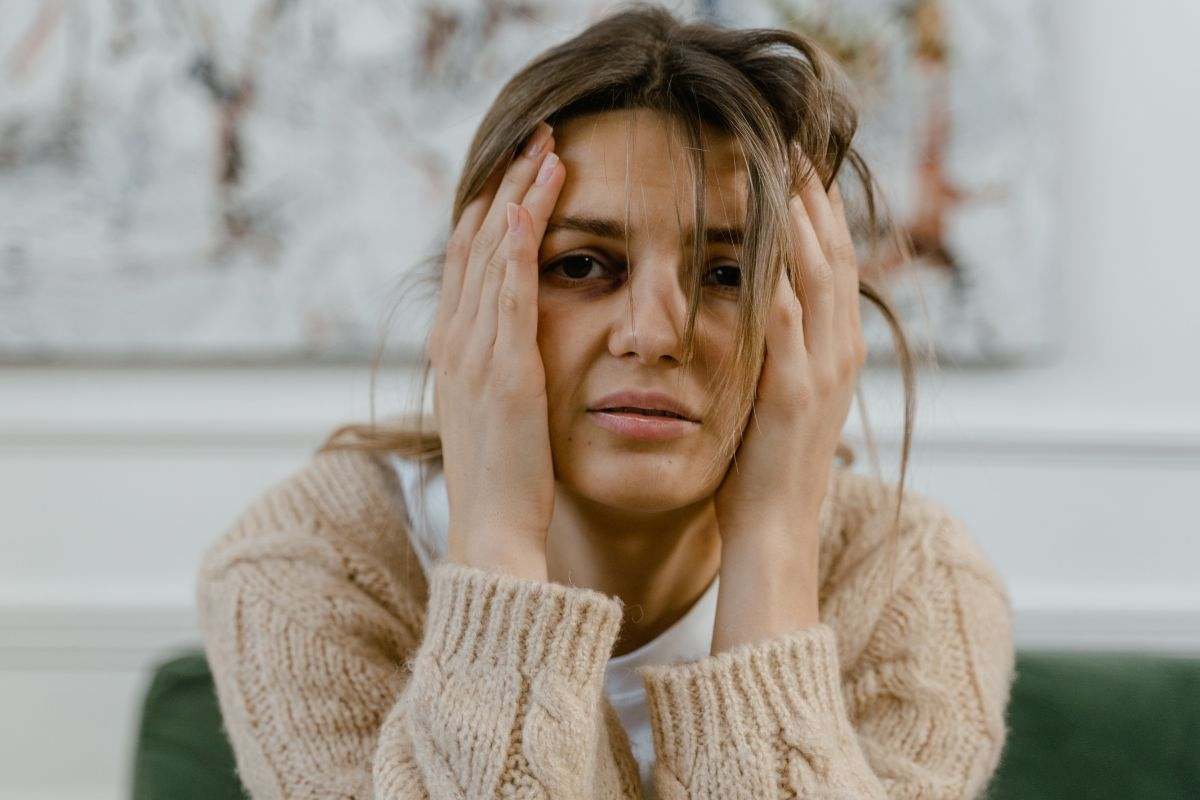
xmin=709 ymin=158 xmax=867 ymax=652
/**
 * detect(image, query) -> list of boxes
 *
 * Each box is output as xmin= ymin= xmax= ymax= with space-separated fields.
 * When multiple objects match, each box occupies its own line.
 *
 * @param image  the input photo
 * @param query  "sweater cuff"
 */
xmin=421 ymin=561 xmax=623 ymax=692
xmin=637 ymin=623 xmax=852 ymax=762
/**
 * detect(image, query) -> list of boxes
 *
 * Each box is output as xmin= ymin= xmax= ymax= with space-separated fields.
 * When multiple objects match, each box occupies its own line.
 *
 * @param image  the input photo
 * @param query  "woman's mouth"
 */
xmin=586 ymin=408 xmax=699 ymax=441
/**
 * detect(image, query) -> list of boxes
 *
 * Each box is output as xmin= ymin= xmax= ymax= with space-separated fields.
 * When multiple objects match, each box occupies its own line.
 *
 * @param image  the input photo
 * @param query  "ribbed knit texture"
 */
xmin=196 ymin=444 xmax=1016 ymax=799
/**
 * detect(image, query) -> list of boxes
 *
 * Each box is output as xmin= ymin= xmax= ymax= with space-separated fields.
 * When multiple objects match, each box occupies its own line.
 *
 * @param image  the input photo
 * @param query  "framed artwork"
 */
xmin=1 ymin=0 xmax=1054 ymax=366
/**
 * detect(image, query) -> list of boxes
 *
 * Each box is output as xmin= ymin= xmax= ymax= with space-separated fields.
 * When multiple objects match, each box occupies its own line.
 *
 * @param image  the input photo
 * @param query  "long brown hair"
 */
xmin=320 ymin=2 xmax=925 ymax=594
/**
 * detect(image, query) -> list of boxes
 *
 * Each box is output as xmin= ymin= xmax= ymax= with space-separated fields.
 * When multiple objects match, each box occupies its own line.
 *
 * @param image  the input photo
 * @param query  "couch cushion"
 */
xmin=131 ymin=650 xmax=249 ymax=800
xmin=988 ymin=649 xmax=1200 ymax=799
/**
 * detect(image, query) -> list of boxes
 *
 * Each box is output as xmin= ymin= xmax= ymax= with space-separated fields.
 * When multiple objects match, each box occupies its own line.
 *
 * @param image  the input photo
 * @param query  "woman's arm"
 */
xmin=197 ymin=528 xmax=630 ymax=799
xmin=638 ymin=512 xmax=1016 ymax=799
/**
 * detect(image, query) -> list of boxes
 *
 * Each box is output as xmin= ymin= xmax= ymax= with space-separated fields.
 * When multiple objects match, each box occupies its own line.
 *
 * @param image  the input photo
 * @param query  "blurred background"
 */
xmin=1 ymin=0 xmax=1198 ymax=797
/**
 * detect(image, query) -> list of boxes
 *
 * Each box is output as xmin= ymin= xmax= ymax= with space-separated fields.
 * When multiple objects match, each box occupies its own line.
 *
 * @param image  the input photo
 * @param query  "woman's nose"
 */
xmin=606 ymin=259 xmax=688 ymax=366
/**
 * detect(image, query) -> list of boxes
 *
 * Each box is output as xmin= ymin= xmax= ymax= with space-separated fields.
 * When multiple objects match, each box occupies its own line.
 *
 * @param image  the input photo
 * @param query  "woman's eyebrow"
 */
xmin=544 ymin=214 xmax=743 ymax=246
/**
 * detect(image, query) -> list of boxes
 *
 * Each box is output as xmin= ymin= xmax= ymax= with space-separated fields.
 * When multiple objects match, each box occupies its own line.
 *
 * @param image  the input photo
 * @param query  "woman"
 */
xmin=197 ymin=5 xmax=1015 ymax=798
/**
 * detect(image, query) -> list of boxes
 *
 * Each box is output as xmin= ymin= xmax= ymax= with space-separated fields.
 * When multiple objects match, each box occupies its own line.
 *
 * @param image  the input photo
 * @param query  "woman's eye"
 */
xmin=705 ymin=263 xmax=742 ymax=292
xmin=544 ymin=254 xmax=609 ymax=282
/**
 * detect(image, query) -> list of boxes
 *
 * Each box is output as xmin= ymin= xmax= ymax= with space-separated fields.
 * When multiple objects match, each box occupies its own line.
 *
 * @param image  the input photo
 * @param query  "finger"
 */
xmin=828 ymin=182 xmax=864 ymax=342
xmin=518 ymin=149 xmax=564 ymax=244
xmin=798 ymin=151 xmax=862 ymax=367
xmin=484 ymin=155 xmax=563 ymax=375
xmin=459 ymin=122 xmax=554 ymax=325
xmin=764 ymin=261 xmax=806 ymax=373
xmin=796 ymin=152 xmax=839 ymax=264
xmin=795 ymin=157 xmax=842 ymax=361
xmin=435 ymin=164 xmax=504 ymax=333
xmin=471 ymin=202 xmax=525 ymax=359
xmin=493 ymin=204 xmax=539 ymax=368
xmin=826 ymin=181 xmax=854 ymax=262
xmin=788 ymin=190 xmax=835 ymax=360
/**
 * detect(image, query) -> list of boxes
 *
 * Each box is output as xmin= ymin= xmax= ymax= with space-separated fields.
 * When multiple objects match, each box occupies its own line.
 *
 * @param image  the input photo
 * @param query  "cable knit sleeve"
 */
xmin=637 ymin=512 xmax=1016 ymax=799
xmin=197 ymin=532 xmax=626 ymax=799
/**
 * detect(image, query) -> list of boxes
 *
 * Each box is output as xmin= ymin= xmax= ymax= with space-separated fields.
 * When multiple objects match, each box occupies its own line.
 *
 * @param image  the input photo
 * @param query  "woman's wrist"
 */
xmin=711 ymin=527 xmax=821 ymax=654
xmin=446 ymin=530 xmax=549 ymax=583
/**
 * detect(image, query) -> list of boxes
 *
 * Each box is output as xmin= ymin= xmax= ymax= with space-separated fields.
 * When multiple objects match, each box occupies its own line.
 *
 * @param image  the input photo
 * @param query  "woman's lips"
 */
xmin=586 ymin=410 xmax=699 ymax=441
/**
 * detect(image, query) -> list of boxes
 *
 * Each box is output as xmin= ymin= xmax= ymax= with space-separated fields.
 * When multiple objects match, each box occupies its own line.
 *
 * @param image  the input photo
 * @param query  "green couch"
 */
xmin=130 ymin=646 xmax=1200 ymax=799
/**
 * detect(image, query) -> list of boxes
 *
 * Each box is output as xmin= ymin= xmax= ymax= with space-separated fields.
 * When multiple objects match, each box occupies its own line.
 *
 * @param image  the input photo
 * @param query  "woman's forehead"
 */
xmin=552 ymin=109 xmax=749 ymax=231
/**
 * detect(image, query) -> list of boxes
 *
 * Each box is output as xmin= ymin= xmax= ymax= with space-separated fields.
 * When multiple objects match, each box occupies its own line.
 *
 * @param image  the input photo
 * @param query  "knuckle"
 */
xmin=837 ymin=350 xmax=859 ymax=381
xmin=442 ymin=320 xmax=468 ymax=362
xmin=775 ymin=302 xmax=799 ymax=331
xmin=499 ymin=288 xmax=520 ymax=313
xmin=445 ymin=234 xmax=470 ymax=262
xmin=811 ymin=260 xmax=835 ymax=287
xmin=488 ymin=362 xmax=526 ymax=397
xmin=501 ymin=165 xmax=529 ymax=188
xmin=501 ymin=229 xmax=524 ymax=260
xmin=439 ymin=346 xmax=462 ymax=376
xmin=853 ymin=336 xmax=868 ymax=365
xmin=790 ymin=380 xmax=815 ymax=411
xmin=829 ymin=184 xmax=845 ymax=210
xmin=774 ymin=288 xmax=802 ymax=326
xmin=833 ymin=239 xmax=858 ymax=265
xmin=485 ymin=255 xmax=507 ymax=282
xmin=469 ymin=229 xmax=498 ymax=260
xmin=458 ymin=345 xmax=486 ymax=381
xmin=811 ymin=363 xmax=837 ymax=395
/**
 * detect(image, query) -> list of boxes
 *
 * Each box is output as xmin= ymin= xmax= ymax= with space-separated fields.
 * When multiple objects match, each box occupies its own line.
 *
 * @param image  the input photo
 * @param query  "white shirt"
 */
xmin=389 ymin=453 xmax=718 ymax=799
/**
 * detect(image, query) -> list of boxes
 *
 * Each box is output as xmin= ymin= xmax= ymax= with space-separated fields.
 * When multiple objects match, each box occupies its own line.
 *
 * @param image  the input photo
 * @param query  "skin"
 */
xmin=428 ymin=108 xmax=866 ymax=656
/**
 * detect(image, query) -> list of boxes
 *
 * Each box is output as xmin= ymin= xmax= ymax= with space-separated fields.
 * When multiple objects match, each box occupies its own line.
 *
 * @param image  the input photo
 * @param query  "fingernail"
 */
xmin=524 ymin=121 xmax=553 ymax=159
xmin=535 ymin=151 xmax=559 ymax=185
xmin=506 ymin=201 xmax=520 ymax=232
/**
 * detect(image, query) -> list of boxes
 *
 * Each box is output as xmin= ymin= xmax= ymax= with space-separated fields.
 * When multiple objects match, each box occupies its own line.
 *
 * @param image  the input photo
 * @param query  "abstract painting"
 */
xmin=1 ymin=0 xmax=1054 ymax=365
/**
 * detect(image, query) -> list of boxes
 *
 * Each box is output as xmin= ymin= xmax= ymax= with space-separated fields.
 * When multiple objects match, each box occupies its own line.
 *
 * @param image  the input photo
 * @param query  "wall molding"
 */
xmin=5 ymin=424 xmax=1199 ymax=464
xmin=1013 ymin=606 xmax=1200 ymax=656
xmin=845 ymin=428 xmax=1200 ymax=467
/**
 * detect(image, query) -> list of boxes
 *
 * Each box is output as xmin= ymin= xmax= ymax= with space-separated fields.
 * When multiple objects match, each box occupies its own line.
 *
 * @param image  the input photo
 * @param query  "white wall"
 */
xmin=2 ymin=1 xmax=1198 ymax=797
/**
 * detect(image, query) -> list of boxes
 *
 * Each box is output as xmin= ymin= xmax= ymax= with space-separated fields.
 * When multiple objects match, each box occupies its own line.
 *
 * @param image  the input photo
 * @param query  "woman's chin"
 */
xmin=558 ymin=457 xmax=703 ymax=512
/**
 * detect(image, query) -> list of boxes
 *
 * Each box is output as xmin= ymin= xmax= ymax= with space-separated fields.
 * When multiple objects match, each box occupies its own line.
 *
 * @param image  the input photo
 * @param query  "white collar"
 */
xmin=603 ymin=573 xmax=718 ymax=699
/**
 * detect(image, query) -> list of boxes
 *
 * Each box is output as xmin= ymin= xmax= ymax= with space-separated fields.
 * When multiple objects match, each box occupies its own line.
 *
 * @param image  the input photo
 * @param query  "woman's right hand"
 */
xmin=427 ymin=120 xmax=565 ymax=581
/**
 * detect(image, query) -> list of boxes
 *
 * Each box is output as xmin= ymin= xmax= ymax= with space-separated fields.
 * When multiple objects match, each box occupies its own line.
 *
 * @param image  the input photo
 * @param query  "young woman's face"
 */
xmin=537 ymin=108 xmax=748 ymax=512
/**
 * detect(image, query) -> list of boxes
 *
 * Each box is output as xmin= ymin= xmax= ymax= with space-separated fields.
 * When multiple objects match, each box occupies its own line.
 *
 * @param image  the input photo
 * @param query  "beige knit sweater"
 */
xmin=196 ymin=444 xmax=1016 ymax=799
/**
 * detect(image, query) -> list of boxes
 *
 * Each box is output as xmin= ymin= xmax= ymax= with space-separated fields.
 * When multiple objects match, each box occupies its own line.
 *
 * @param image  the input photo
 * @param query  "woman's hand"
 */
xmin=427 ymin=120 xmax=565 ymax=581
xmin=710 ymin=157 xmax=867 ymax=653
